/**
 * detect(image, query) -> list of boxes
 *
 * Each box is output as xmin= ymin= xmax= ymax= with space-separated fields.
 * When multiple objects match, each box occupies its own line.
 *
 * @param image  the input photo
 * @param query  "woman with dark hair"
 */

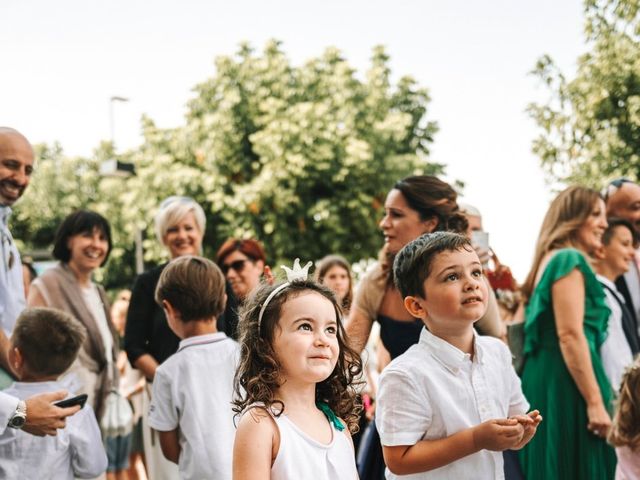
xmin=315 ymin=254 xmax=354 ymax=316
xmin=346 ymin=175 xmax=503 ymax=480
xmin=216 ymin=238 xmax=267 ymax=303
xmin=347 ymin=175 xmax=503 ymax=357
xmin=27 ymin=210 xmax=117 ymax=420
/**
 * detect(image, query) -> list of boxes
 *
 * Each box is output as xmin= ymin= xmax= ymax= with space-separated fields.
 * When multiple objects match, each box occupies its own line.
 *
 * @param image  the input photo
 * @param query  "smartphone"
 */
xmin=471 ymin=230 xmax=489 ymax=251
xmin=54 ymin=394 xmax=88 ymax=409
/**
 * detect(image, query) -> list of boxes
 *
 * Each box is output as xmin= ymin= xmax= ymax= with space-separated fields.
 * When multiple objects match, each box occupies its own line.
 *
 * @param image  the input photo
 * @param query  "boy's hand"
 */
xmin=510 ymin=410 xmax=543 ymax=449
xmin=472 ymin=418 xmax=524 ymax=451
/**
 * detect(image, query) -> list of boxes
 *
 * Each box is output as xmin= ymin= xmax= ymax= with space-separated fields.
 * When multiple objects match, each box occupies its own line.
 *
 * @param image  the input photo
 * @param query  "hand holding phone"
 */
xmin=54 ymin=394 xmax=88 ymax=409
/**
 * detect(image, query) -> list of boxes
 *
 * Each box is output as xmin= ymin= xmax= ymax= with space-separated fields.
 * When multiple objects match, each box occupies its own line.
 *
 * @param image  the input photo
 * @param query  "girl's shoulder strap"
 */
xmin=316 ymin=402 xmax=345 ymax=432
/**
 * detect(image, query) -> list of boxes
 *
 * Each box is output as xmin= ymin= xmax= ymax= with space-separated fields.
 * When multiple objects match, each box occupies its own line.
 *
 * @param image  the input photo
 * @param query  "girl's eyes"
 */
xmin=297 ymin=323 xmax=337 ymax=334
xmin=472 ymin=269 xmax=483 ymax=277
xmin=445 ymin=273 xmax=458 ymax=282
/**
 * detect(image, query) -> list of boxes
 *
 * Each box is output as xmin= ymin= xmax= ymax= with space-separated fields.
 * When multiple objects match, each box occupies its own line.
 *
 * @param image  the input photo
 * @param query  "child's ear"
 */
xmin=8 ymin=346 xmax=23 ymax=373
xmin=404 ymin=295 xmax=427 ymax=318
xmin=162 ymin=300 xmax=176 ymax=319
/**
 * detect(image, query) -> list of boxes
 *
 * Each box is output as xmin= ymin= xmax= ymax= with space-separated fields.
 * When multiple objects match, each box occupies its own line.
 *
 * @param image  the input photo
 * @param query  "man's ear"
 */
xmin=404 ymin=295 xmax=427 ymax=318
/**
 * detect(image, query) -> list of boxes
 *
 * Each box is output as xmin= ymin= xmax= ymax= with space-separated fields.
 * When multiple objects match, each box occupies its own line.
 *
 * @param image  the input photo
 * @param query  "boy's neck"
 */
xmin=179 ymin=318 xmax=218 ymax=339
xmin=593 ymin=261 xmax=624 ymax=283
xmin=16 ymin=373 xmax=59 ymax=383
xmin=426 ymin=322 xmax=475 ymax=356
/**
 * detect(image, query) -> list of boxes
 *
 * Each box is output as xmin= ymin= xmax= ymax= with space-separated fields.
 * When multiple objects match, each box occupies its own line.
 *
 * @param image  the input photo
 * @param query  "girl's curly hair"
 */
xmin=232 ymin=279 xmax=363 ymax=433
xmin=608 ymin=358 xmax=640 ymax=451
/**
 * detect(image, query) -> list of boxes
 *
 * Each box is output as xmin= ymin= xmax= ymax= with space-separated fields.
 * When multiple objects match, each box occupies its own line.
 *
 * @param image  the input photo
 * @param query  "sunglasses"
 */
xmin=222 ymin=259 xmax=249 ymax=275
xmin=601 ymin=177 xmax=634 ymax=202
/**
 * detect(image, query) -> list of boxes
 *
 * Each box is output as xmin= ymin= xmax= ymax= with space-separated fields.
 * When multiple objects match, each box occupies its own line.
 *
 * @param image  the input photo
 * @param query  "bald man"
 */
xmin=603 ymin=178 xmax=640 ymax=345
xmin=0 ymin=128 xmax=33 ymax=342
xmin=0 ymin=128 xmax=79 ymax=437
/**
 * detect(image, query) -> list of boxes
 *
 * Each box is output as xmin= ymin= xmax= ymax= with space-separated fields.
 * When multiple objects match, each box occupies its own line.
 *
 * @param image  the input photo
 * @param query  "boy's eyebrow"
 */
xmin=435 ymin=261 xmax=482 ymax=276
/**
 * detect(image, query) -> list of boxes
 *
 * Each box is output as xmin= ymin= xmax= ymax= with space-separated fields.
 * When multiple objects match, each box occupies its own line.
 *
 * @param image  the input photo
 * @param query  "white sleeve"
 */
xmin=69 ymin=406 xmax=108 ymax=478
xmin=376 ymin=367 xmax=431 ymax=446
xmin=0 ymin=392 xmax=19 ymax=435
xmin=148 ymin=367 xmax=178 ymax=431
xmin=502 ymin=343 xmax=529 ymax=416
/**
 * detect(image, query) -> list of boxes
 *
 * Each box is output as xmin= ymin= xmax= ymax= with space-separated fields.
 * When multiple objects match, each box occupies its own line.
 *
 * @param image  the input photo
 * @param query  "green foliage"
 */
xmin=12 ymin=41 xmax=441 ymax=288
xmin=529 ymin=0 xmax=640 ymax=186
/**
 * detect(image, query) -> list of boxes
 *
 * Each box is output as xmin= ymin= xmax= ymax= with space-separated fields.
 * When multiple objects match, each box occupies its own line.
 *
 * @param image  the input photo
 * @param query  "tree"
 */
xmin=529 ymin=0 xmax=640 ymax=186
xmin=13 ymin=40 xmax=442 ymax=288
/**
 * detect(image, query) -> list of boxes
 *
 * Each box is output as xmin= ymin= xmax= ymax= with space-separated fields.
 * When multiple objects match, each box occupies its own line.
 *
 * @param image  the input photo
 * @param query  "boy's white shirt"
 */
xmin=596 ymin=274 xmax=634 ymax=393
xmin=377 ymin=327 xmax=529 ymax=480
xmin=0 ymin=380 xmax=107 ymax=479
xmin=148 ymin=332 xmax=239 ymax=480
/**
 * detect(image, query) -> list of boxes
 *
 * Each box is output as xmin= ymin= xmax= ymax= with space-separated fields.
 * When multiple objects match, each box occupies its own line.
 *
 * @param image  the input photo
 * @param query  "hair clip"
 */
xmin=258 ymin=258 xmax=312 ymax=332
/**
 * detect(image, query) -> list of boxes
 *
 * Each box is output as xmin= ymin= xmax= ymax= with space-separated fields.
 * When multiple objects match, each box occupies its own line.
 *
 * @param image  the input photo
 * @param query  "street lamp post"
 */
xmin=103 ymin=95 xmax=144 ymax=275
xmin=109 ymin=96 xmax=129 ymax=148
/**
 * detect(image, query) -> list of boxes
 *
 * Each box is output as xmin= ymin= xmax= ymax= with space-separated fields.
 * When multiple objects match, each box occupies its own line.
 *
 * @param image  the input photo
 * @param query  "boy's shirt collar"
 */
xmin=419 ymin=327 xmax=485 ymax=375
xmin=177 ymin=331 xmax=228 ymax=352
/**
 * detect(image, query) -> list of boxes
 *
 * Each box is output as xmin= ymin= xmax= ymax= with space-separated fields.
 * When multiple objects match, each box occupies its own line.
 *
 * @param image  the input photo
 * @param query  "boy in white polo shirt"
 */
xmin=377 ymin=232 xmax=541 ymax=479
xmin=148 ymin=256 xmax=239 ymax=480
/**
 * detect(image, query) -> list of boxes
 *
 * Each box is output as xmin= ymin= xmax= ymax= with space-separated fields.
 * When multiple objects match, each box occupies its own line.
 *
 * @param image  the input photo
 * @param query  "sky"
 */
xmin=1 ymin=0 xmax=587 ymax=281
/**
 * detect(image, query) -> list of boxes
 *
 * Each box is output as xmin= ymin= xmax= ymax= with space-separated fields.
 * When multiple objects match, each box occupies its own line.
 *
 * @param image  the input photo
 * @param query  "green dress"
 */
xmin=519 ymin=249 xmax=617 ymax=479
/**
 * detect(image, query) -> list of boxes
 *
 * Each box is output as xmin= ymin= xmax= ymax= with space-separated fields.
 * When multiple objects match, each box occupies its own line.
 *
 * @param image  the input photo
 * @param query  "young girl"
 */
xmin=232 ymin=266 xmax=362 ymax=480
xmin=315 ymin=254 xmax=354 ymax=316
xmin=608 ymin=358 xmax=640 ymax=479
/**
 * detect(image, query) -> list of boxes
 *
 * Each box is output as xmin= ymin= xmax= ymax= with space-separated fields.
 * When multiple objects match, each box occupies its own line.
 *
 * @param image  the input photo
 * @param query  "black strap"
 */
xmin=601 ymin=282 xmax=640 ymax=356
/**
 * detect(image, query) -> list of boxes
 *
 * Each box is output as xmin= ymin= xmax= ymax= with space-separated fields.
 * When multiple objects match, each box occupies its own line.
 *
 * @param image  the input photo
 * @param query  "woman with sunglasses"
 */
xmin=216 ymin=238 xmax=267 ymax=305
xmin=123 ymin=196 xmax=237 ymax=480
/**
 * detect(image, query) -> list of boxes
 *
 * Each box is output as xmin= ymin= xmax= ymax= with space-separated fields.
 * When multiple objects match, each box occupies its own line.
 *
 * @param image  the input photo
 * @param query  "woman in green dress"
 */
xmin=519 ymin=186 xmax=617 ymax=479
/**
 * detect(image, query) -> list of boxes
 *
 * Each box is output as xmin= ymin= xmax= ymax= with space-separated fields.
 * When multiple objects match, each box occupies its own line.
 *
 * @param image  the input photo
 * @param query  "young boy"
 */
xmin=0 ymin=307 xmax=107 ymax=479
xmin=593 ymin=217 xmax=640 ymax=392
xmin=148 ymin=255 xmax=239 ymax=480
xmin=377 ymin=232 xmax=541 ymax=479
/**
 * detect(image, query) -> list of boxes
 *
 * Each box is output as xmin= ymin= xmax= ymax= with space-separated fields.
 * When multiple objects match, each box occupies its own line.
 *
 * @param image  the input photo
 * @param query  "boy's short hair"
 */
xmin=155 ymin=255 xmax=226 ymax=322
xmin=603 ymin=217 xmax=639 ymax=248
xmin=393 ymin=232 xmax=472 ymax=299
xmin=12 ymin=307 xmax=86 ymax=377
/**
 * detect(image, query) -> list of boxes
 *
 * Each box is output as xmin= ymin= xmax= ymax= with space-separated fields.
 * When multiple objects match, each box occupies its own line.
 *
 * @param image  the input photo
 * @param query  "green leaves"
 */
xmin=13 ymin=41 xmax=439 ymax=288
xmin=531 ymin=0 xmax=640 ymax=186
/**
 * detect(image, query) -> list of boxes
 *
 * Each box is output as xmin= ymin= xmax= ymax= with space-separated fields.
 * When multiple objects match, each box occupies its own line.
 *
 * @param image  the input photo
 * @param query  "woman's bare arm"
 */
xmin=552 ymin=269 xmax=611 ymax=436
xmin=345 ymin=307 xmax=374 ymax=354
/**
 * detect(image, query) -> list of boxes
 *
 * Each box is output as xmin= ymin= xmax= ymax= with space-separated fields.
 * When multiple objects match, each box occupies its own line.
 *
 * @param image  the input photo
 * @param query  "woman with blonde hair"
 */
xmin=519 ymin=185 xmax=616 ymax=479
xmin=124 ymin=196 xmax=237 ymax=480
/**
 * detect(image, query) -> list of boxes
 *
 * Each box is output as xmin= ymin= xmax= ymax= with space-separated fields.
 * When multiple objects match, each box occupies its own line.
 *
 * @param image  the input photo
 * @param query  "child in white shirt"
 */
xmin=0 ymin=307 xmax=107 ymax=479
xmin=377 ymin=232 xmax=541 ymax=479
xmin=148 ymin=255 xmax=239 ymax=480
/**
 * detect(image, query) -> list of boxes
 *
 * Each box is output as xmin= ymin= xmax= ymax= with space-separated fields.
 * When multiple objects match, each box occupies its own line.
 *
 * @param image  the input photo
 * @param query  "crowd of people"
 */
xmin=0 ymin=124 xmax=639 ymax=479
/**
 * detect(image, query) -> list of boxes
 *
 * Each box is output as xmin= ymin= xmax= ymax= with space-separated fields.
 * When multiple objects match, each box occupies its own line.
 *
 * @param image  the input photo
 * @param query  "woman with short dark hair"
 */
xmin=27 ymin=210 xmax=117 ymax=420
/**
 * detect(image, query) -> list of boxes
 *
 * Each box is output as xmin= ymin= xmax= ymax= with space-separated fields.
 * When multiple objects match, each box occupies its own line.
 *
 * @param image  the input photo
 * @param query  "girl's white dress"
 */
xmin=252 ymin=405 xmax=358 ymax=480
